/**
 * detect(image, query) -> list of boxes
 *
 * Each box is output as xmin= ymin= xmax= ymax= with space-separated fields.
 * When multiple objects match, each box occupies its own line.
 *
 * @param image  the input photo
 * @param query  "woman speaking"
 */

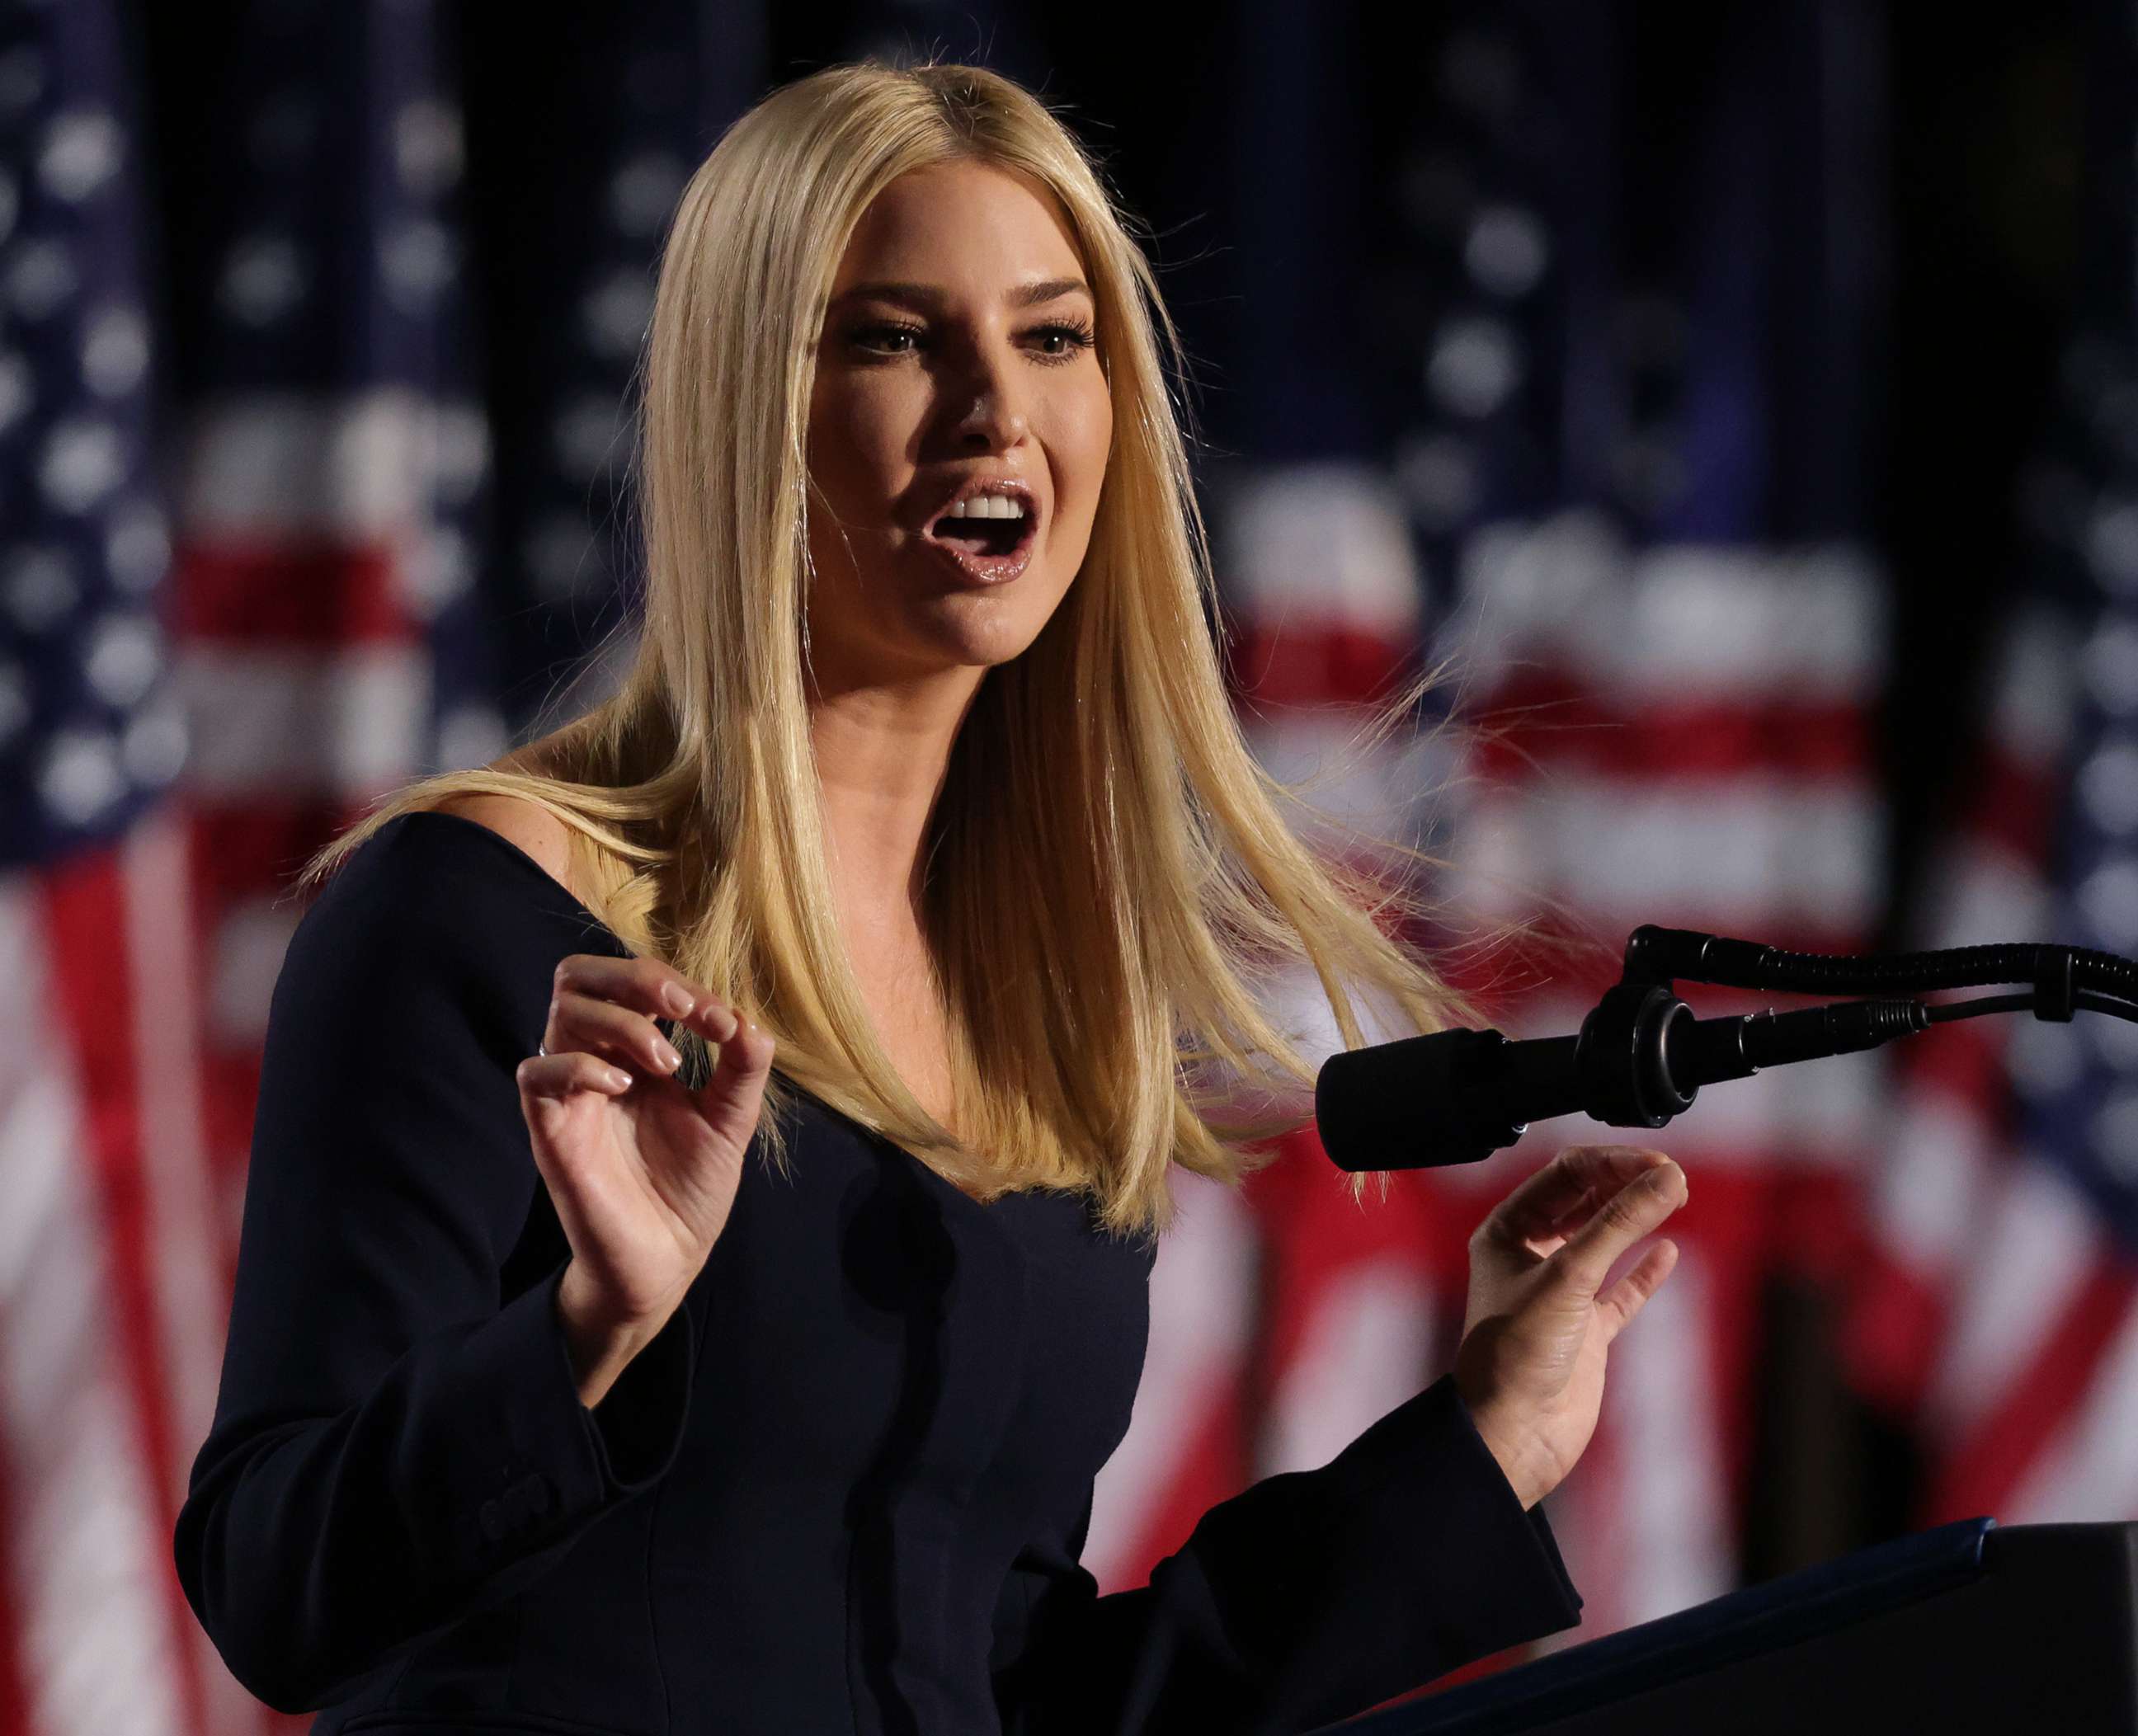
xmin=173 ymin=57 xmax=1687 ymax=1736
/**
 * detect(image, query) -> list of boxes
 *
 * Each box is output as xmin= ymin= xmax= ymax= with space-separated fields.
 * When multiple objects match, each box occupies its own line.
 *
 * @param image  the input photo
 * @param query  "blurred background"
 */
xmin=5 ymin=0 xmax=2136 ymax=1728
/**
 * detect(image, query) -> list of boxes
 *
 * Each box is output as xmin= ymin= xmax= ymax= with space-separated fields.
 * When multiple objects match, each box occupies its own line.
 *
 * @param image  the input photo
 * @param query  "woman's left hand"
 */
xmin=1453 ymin=1145 xmax=1688 ymax=1510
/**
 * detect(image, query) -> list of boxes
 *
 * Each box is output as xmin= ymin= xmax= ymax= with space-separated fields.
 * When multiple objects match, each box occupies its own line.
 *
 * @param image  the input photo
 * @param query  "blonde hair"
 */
xmin=294 ymin=56 xmax=1476 ymax=1243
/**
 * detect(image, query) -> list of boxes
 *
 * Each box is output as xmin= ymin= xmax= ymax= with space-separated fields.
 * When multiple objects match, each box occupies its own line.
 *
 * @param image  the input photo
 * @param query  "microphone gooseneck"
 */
xmin=1313 ymin=927 xmax=2138 ymax=1173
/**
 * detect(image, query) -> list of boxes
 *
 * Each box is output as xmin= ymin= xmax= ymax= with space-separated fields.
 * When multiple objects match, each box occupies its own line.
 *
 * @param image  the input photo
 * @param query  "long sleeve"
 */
xmin=172 ymin=821 xmax=695 ymax=1714
xmin=992 ymin=1375 xmax=1583 ymax=1736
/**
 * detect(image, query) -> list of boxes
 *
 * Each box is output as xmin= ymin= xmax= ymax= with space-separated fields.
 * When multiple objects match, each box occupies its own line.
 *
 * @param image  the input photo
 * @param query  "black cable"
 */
xmin=1910 ymin=988 xmax=2138 ymax=1025
xmin=1626 ymin=927 xmax=2138 ymax=1004
xmin=1923 ymin=992 xmax=2037 ymax=1023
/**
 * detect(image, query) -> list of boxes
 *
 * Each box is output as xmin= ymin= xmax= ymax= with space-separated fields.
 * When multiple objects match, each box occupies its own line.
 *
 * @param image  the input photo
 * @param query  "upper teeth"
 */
xmin=943 ymin=494 xmax=1026 ymax=520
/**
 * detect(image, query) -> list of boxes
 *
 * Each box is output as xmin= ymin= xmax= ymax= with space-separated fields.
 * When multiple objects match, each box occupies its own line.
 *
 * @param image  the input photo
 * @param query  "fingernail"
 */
xmin=608 ymin=1066 xmax=634 ymax=1090
xmin=656 ymin=1040 xmax=683 ymax=1072
xmin=662 ymin=983 xmax=695 ymax=1016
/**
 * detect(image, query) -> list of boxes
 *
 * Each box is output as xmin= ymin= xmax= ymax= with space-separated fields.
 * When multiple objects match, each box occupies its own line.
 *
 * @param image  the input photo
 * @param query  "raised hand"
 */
xmin=1453 ymin=1145 xmax=1688 ymax=1510
xmin=514 ymin=953 xmax=775 ymax=1404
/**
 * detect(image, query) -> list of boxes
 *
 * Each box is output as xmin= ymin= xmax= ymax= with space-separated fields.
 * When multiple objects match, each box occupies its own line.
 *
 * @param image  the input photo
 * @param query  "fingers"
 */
xmin=1475 ymin=1145 xmax=1674 ymax=1253
xmin=516 ymin=1050 xmax=636 ymax=1100
xmin=546 ymin=953 xmax=746 ymax=1069
xmin=1547 ymin=1157 xmax=1688 ymax=1301
xmin=1595 ymin=1238 xmax=1679 ymax=1344
xmin=553 ymin=990 xmax=692 ymax=1079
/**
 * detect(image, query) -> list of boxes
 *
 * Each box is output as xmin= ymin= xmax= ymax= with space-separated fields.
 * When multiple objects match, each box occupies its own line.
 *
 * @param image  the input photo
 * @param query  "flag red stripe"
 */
xmin=171 ymin=540 xmax=413 ymax=646
xmin=41 ymin=845 xmax=216 ymax=1735
xmin=1926 ymin=1258 xmax=2138 ymax=1522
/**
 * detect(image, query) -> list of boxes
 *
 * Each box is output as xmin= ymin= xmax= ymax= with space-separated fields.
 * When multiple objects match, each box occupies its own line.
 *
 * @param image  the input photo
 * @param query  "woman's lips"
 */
xmin=918 ymin=515 xmax=1038 ymax=584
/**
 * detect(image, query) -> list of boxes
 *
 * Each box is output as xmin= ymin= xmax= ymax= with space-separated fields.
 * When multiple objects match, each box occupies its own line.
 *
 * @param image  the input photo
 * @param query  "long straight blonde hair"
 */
xmin=297 ymin=57 xmax=1473 ymax=1243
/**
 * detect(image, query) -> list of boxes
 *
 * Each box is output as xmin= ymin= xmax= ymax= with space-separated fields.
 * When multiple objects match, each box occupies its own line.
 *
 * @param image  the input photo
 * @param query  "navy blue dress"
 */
xmin=173 ymin=810 xmax=1582 ymax=1734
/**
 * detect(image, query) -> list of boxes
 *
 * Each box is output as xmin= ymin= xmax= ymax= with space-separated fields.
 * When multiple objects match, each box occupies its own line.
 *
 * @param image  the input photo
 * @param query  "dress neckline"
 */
xmin=393 ymin=807 xmax=1066 ymax=1218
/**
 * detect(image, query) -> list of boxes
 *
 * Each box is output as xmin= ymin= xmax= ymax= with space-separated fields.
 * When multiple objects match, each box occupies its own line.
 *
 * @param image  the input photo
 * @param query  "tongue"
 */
xmin=939 ymin=530 xmax=994 ymax=555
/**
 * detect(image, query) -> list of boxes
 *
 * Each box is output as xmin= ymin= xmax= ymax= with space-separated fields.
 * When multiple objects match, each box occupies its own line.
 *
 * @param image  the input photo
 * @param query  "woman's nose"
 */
xmin=945 ymin=345 xmax=1029 ymax=449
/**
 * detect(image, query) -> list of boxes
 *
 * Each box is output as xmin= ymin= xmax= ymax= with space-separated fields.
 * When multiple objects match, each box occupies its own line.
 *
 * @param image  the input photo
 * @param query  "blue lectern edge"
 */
xmin=1305 ymin=1515 xmax=1996 ymax=1736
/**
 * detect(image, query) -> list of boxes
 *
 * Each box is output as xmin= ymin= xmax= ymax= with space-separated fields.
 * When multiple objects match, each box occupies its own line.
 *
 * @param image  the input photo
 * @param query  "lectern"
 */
xmin=1310 ymin=1518 xmax=2138 ymax=1734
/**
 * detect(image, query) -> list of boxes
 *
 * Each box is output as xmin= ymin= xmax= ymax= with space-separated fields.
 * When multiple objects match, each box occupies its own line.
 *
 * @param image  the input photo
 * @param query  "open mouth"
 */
xmin=919 ymin=494 xmax=1040 ymax=583
xmin=927 ymin=511 xmax=1033 ymax=558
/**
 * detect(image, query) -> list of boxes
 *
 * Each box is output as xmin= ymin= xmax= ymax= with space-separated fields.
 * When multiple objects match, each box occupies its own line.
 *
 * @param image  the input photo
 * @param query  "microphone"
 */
xmin=1313 ymin=990 xmax=1928 ymax=1172
xmin=1312 ymin=926 xmax=2136 ymax=1173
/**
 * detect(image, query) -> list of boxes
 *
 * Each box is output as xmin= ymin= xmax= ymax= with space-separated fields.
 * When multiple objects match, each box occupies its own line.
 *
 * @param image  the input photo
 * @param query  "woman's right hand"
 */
xmin=515 ymin=953 xmax=775 ymax=1400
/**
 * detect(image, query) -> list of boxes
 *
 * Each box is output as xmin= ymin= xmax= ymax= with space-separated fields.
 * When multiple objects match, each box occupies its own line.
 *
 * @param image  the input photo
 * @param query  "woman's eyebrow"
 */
xmin=829 ymin=276 xmax=1093 ymax=311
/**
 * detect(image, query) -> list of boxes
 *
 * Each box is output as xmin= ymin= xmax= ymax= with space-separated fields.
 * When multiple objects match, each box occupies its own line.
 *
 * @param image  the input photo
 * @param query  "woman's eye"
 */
xmin=1029 ymin=322 xmax=1099 ymax=360
xmin=852 ymin=323 xmax=920 ymax=355
xmin=845 ymin=321 xmax=1096 ymax=360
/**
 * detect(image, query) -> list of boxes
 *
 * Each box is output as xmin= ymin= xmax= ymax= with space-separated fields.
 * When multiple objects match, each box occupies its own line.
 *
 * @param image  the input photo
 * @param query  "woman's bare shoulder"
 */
xmin=429 ymin=746 xmax=579 ymax=906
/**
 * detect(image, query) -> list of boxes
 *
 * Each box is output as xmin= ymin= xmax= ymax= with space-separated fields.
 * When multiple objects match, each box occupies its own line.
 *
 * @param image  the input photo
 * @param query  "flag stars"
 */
xmin=37 ymin=727 xmax=125 ymax=826
xmin=120 ymin=700 xmax=187 ymax=789
xmin=580 ymin=267 xmax=653 ymax=360
xmin=608 ymin=153 xmax=686 ymax=239
xmin=82 ymin=612 xmax=162 ymax=709
xmin=2082 ymin=618 xmax=2138 ymax=715
xmin=525 ymin=510 xmax=598 ymax=603
xmin=2076 ymin=859 xmax=2138 ymax=951
xmin=392 ymin=99 xmax=464 ymax=197
xmin=2083 ymin=496 xmax=2138 ymax=590
xmin=1463 ymin=205 xmax=1548 ymax=299
xmin=1394 ymin=432 xmax=1479 ymax=532
xmin=37 ymin=109 xmax=124 ymax=205
xmin=104 ymin=501 xmax=168 ymax=595
xmin=81 ymin=304 xmax=149 ymax=398
xmin=392 ymin=525 xmax=475 ymax=617
xmin=2077 ymin=738 xmax=2138 ymax=835
xmin=378 ymin=216 xmax=456 ymax=311
xmin=218 ymin=232 xmax=308 ymax=327
xmin=1427 ymin=315 xmax=1523 ymax=419
xmin=430 ymin=402 xmax=490 ymax=507
xmin=551 ymin=393 xmax=624 ymax=482
xmin=39 ymin=415 xmax=125 ymax=514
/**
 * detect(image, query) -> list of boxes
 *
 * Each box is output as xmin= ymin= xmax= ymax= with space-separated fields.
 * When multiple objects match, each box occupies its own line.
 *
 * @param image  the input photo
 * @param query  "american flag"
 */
xmin=5 ymin=0 xmax=502 ymax=1728
xmin=21 ymin=5 xmax=2117 ymax=1731
xmin=0 ymin=2 xmax=227 ymax=1732
xmin=1082 ymin=0 xmax=1893 ymax=1669
xmin=1843 ymin=0 xmax=2138 ymax=1532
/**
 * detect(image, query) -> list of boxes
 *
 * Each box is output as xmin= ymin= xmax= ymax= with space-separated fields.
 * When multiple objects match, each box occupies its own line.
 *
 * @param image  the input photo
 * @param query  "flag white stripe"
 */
xmin=171 ymin=647 xmax=430 ymax=797
xmin=1085 ymin=1172 xmax=1256 ymax=1590
xmin=175 ymin=391 xmax=487 ymax=539
xmin=0 ymin=881 xmax=185 ymax=1734
xmin=123 ymin=818 xmax=274 ymax=1731
xmin=1925 ymin=1160 xmax=2101 ymax=1436
xmin=1260 ymin=1258 xmax=1440 ymax=1476
xmin=2006 ymin=1293 xmax=2138 ymax=1522
xmin=1449 ymin=777 xmax=1883 ymax=936
xmin=1453 ymin=512 xmax=1884 ymax=699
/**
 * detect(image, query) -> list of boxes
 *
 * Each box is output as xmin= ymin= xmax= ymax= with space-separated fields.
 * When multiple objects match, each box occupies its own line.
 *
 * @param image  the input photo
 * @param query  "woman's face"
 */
xmin=803 ymin=159 xmax=1114 ymax=694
